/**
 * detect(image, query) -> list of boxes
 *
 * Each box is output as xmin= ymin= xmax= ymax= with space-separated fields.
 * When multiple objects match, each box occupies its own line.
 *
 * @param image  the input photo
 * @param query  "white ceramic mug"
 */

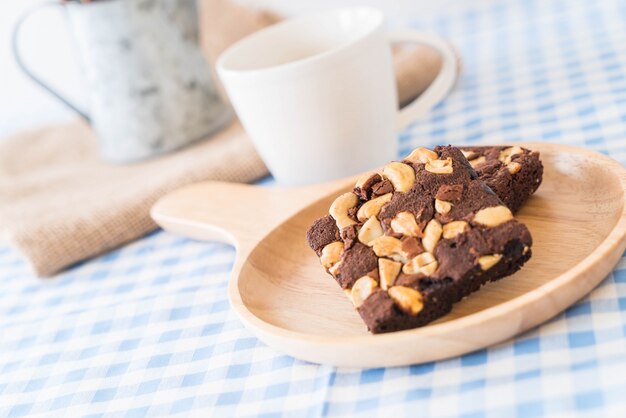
xmin=217 ymin=7 xmax=458 ymax=185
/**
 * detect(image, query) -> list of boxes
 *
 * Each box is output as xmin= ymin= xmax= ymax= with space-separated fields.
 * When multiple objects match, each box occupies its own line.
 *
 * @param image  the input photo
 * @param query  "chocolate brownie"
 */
xmin=306 ymin=215 xmax=340 ymax=256
xmin=306 ymin=146 xmax=533 ymax=334
xmin=459 ymin=146 xmax=543 ymax=213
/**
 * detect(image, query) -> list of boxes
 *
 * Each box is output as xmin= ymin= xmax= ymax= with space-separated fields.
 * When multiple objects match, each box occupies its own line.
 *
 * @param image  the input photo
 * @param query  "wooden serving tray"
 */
xmin=151 ymin=143 xmax=626 ymax=367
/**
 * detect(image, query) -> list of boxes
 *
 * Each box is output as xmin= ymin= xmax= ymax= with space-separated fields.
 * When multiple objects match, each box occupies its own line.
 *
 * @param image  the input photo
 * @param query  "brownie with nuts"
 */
xmin=460 ymin=146 xmax=543 ymax=213
xmin=306 ymin=146 xmax=533 ymax=334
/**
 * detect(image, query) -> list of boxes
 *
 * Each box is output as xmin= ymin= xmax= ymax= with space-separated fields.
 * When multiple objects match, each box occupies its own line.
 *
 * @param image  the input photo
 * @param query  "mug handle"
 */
xmin=11 ymin=3 xmax=91 ymax=122
xmin=389 ymin=30 xmax=459 ymax=130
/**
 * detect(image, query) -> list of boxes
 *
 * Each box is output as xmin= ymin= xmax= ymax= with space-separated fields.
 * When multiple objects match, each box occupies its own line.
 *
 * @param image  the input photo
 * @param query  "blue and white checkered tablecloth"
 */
xmin=3 ymin=0 xmax=626 ymax=416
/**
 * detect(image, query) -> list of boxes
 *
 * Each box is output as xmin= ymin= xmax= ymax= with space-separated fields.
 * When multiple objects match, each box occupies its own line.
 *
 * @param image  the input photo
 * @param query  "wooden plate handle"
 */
xmin=150 ymin=179 xmax=353 ymax=251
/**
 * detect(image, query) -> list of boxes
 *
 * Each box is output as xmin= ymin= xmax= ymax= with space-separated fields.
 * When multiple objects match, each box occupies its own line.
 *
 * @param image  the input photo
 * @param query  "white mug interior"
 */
xmin=218 ymin=8 xmax=384 ymax=74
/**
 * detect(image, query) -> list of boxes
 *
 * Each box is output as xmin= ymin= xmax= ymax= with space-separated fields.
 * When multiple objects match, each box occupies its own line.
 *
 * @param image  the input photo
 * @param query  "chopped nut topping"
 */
xmin=478 ymin=254 xmax=502 ymax=270
xmin=425 ymin=158 xmax=453 ymax=174
xmin=370 ymin=236 xmax=408 ymax=263
xmin=329 ymin=192 xmax=359 ymax=229
xmin=461 ymin=149 xmax=478 ymax=160
xmin=388 ymin=286 xmax=424 ymax=316
xmin=404 ymin=147 xmax=438 ymax=164
xmin=435 ymin=199 xmax=452 ymax=214
xmin=420 ymin=261 xmax=439 ymax=276
xmin=422 ymin=219 xmax=443 ymax=253
xmin=442 ymin=221 xmax=469 ymax=239
xmin=473 ymin=206 xmax=513 ymax=227
xmin=382 ymin=162 xmax=415 ymax=193
xmin=320 ymin=241 xmax=344 ymax=269
xmin=378 ymin=258 xmax=401 ymax=290
xmin=402 ymin=252 xmax=438 ymax=276
xmin=358 ymin=217 xmax=384 ymax=245
xmin=328 ymin=261 xmax=341 ymax=277
xmin=390 ymin=211 xmax=421 ymax=237
xmin=350 ymin=276 xmax=378 ymax=307
xmin=469 ymin=156 xmax=486 ymax=168
xmin=506 ymin=161 xmax=522 ymax=174
xmin=499 ymin=146 xmax=523 ymax=164
xmin=356 ymin=193 xmax=392 ymax=222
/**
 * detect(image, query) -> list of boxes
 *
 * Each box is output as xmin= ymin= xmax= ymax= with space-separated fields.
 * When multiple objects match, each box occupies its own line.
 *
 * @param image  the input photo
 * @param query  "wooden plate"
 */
xmin=151 ymin=143 xmax=626 ymax=367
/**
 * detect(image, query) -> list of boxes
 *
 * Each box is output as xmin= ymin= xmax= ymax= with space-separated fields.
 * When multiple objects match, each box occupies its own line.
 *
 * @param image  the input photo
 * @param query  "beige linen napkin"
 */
xmin=0 ymin=2 xmax=454 ymax=277
xmin=0 ymin=121 xmax=266 ymax=276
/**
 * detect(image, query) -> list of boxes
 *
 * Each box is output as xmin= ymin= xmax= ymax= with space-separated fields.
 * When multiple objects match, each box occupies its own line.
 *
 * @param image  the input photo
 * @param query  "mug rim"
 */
xmin=216 ymin=7 xmax=384 ymax=78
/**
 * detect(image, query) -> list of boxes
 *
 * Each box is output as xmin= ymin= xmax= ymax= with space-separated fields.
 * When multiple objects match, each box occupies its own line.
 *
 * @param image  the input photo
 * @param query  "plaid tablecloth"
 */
xmin=3 ymin=0 xmax=626 ymax=416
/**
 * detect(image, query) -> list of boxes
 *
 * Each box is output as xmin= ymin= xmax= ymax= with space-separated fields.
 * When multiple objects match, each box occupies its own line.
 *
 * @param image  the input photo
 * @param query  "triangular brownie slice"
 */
xmin=307 ymin=145 xmax=533 ymax=333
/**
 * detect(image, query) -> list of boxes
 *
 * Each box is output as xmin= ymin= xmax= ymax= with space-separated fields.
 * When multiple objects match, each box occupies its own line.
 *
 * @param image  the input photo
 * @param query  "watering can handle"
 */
xmin=11 ymin=2 xmax=91 ymax=122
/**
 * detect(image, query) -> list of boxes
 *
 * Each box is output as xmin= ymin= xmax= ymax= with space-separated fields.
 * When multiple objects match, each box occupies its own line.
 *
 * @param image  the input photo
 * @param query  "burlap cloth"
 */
xmin=0 ymin=1 xmax=453 ymax=277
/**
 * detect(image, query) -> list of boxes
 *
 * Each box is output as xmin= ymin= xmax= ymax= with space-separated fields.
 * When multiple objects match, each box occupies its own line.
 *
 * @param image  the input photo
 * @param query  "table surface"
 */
xmin=3 ymin=0 xmax=626 ymax=417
